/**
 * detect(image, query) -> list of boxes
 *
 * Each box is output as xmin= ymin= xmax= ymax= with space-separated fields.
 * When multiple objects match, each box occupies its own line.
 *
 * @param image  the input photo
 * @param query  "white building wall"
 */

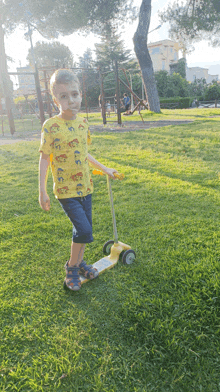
xmin=186 ymin=66 xmax=218 ymax=83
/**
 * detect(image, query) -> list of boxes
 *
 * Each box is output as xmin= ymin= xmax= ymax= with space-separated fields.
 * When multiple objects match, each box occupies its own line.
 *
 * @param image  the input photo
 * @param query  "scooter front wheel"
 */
xmin=103 ymin=240 xmax=114 ymax=255
xmin=122 ymin=250 xmax=136 ymax=265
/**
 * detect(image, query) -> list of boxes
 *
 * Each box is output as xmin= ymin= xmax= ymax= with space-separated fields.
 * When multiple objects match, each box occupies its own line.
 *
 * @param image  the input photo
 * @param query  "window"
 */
xmin=152 ymin=47 xmax=160 ymax=54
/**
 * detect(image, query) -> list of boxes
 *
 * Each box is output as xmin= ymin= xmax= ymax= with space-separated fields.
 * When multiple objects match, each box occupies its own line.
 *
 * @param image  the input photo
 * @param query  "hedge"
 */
xmin=160 ymin=97 xmax=194 ymax=109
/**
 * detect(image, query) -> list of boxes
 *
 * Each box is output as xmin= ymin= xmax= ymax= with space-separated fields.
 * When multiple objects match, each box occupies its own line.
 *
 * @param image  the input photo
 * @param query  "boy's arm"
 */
xmin=88 ymin=153 xmax=118 ymax=179
xmin=39 ymin=152 xmax=51 ymax=211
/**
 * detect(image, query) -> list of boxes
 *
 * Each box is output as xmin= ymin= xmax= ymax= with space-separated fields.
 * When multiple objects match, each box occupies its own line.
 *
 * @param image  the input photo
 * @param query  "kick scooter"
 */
xmin=79 ymin=169 xmax=136 ymax=284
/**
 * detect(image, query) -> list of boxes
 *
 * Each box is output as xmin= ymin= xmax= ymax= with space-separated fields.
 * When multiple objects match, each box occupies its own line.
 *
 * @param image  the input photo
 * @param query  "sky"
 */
xmin=4 ymin=0 xmax=220 ymax=78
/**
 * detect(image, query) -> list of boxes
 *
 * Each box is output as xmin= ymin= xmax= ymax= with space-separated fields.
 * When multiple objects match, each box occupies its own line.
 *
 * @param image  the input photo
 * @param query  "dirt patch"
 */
xmin=0 ymin=120 xmax=193 ymax=145
xmin=0 ymin=130 xmax=41 ymax=146
xmin=90 ymin=120 xmax=193 ymax=133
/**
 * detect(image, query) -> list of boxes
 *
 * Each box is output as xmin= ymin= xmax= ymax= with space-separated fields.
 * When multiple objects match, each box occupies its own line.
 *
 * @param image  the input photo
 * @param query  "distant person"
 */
xmin=39 ymin=69 xmax=118 ymax=291
xmin=123 ymin=93 xmax=131 ymax=115
xmin=106 ymin=100 xmax=111 ymax=117
xmin=114 ymin=94 xmax=117 ymax=113
xmin=98 ymin=94 xmax=102 ymax=111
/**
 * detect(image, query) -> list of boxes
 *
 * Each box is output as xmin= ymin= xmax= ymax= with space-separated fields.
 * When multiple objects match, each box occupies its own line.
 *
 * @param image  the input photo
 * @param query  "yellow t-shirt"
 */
xmin=39 ymin=115 xmax=93 ymax=199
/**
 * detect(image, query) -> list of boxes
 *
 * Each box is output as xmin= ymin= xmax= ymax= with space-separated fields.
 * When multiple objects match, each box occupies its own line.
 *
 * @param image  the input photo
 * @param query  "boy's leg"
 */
xmin=69 ymin=242 xmax=85 ymax=266
xmin=67 ymin=241 xmax=98 ymax=280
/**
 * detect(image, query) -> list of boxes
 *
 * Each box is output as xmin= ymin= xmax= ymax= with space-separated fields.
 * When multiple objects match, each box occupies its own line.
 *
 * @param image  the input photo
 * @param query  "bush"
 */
xmin=155 ymin=71 xmax=190 ymax=98
xmin=160 ymin=96 xmax=194 ymax=109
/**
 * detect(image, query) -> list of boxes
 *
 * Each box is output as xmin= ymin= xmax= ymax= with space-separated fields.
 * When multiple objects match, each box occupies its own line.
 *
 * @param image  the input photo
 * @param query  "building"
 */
xmin=16 ymin=66 xmax=35 ymax=96
xmin=148 ymin=39 xmax=180 ymax=73
xmin=186 ymin=66 xmax=218 ymax=84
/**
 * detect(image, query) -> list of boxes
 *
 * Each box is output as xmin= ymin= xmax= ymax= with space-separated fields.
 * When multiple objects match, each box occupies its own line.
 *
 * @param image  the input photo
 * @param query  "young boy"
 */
xmin=106 ymin=100 xmax=111 ymax=117
xmin=39 ymin=69 xmax=118 ymax=291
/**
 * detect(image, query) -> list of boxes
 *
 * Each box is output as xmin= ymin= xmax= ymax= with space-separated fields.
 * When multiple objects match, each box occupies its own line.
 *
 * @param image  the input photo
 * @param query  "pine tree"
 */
xmin=95 ymin=24 xmax=131 ymax=71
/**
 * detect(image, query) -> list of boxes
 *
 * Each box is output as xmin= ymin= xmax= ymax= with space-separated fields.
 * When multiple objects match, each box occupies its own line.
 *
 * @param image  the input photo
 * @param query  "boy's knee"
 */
xmin=73 ymin=226 xmax=93 ymax=243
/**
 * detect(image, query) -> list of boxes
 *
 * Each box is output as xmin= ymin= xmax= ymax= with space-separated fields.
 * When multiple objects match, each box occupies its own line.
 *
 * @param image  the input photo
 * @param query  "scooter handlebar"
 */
xmin=92 ymin=169 xmax=124 ymax=180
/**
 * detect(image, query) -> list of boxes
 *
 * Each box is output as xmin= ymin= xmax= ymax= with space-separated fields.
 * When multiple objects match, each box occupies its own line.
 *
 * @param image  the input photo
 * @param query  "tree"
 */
xmin=78 ymin=48 xmax=94 ymax=69
xmin=2 ymin=0 xmax=136 ymax=36
xmin=154 ymin=70 xmax=169 ymax=97
xmin=77 ymin=49 xmax=100 ymax=109
xmin=2 ymin=0 xmax=161 ymax=113
xmin=27 ymin=41 xmax=73 ymax=68
xmin=204 ymin=84 xmax=220 ymax=100
xmin=188 ymin=78 xmax=207 ymax=99
xmin=133 ymin=0 xmax=160 ymax=112
xmin=170 ymin=58 xmax=186 ymax=79
xmin=0 ymin=15 xmax=15 ymax=134
xmin=159 ymin=0 xmax=220 ymax=48
xmin=155 ymin=70 xmax=189 ymax=98
xmin=95 ymin=23 xmax=131 ymax=71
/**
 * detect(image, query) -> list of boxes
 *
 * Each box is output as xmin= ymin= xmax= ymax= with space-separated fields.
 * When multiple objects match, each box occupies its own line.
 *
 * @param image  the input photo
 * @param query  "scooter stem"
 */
xmin=106 ymin=175 xmax=118 ymax=243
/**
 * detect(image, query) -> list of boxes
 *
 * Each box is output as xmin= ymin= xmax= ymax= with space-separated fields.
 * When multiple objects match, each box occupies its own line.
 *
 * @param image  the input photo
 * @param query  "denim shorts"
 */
xmin=58 ymin=194 xmax=93 ymax=244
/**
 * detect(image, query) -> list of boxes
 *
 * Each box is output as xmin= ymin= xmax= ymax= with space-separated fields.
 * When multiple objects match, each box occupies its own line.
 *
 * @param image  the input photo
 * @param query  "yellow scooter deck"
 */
xmin=79 ymin=241 xmax=131 ymax=284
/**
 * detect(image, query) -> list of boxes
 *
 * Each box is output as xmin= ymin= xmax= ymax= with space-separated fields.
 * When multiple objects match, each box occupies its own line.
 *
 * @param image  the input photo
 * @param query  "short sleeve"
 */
xmin=39 ymin=122 xmax=53 ymax=155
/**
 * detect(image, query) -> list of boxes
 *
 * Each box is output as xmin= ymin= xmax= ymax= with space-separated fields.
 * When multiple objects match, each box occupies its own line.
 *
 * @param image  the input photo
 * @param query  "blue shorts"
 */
xmin=58 ymin=194 xmax=93 ymax=244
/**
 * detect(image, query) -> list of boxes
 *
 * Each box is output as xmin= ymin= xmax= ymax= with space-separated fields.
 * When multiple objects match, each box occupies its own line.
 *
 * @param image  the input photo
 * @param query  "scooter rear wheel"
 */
xmin=103 ymin=240 xmax=114 ymax=255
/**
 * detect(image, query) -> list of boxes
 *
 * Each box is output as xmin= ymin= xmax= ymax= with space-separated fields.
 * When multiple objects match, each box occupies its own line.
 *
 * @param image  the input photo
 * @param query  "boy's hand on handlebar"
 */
xmin=39 ymin=192 xmax=51 ymax=211
xmin=105 ymin=168 xmax=119 ymax=180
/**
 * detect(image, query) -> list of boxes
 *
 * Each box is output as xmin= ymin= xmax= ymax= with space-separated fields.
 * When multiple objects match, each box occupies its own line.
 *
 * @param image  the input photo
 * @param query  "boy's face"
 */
xmin=54 ymin=81 xmax=82 ymax=120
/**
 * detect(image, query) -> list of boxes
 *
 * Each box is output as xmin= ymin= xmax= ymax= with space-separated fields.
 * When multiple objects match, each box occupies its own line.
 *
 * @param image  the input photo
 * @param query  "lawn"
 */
xmin=86 ymin=107 xmax=220 ymax=124
xmin=0 ymin=115 xmax=220 ymax=391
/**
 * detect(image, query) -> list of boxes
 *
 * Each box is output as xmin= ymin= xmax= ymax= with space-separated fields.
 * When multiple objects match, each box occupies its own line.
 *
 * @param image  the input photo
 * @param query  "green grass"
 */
xmin=85 ymin=108 xmax=220 ymax=124
xmin=1 ymin=116 xmax=220 ymax=391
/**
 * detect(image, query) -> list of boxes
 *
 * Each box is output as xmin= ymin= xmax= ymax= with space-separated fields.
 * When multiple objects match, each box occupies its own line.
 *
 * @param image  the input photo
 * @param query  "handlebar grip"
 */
xmin=92 ymin=169 xmax=104 ymax=176
xmin=114 ymin=173 xmax=124 ymax=180
xmin=92 ymin=169 xmax=124 ymax=180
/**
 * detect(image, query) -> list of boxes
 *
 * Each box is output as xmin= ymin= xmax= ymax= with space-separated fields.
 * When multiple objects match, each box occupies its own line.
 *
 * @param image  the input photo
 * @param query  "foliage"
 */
xmin=159 ymin=0 xmax=220 ymax=49
xmin=170 ymin=58 xmax=186 ymax=78
xmin=27 ymin=41 xmax=73 ymax=68
xmin=188 ymin=78 xmax=207 ymax=99
xmin=78 ymin=69 xmax=100 ymax=109
xmin=95 ymin=23 xmax=132 ymax=71
xmin=76 ymin=49 xmax=138 ymax=109
xmin=14 ymin=95 xmax=35 ymax=104
xmin=160 ymin=96 xmax=194 ymax=109
xmin=78 ymin=48 xmax=94 ymax=69
xmin=155 ymin=70 xmax=190 ymax=98
xmin=204 ymin=84 xmax=220 ymax=100
xmin=2 ymin=0 xmax=136 ymax=36
xmin=76 ymin=50 xmax=100 ymax=109
xmin=1 ymin=113 xmax=220 ymax=390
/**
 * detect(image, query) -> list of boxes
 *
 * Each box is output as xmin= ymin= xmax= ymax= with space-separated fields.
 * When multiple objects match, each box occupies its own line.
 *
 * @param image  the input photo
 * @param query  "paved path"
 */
xmin=90 ymin=120 xmax=193 ymax=133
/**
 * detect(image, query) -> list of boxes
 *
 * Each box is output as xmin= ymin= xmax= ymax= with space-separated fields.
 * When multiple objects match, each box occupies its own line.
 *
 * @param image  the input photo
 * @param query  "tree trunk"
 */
xmin=0 ymin=19 xmax=15 ymax=135
xmin=133 ymin=0 xmax=160 ymax=113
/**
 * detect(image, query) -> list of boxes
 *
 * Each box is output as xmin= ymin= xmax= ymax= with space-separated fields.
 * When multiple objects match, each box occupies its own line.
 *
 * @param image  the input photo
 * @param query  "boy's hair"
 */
xmin=50 ymin=69 xmax=80 ymax=98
